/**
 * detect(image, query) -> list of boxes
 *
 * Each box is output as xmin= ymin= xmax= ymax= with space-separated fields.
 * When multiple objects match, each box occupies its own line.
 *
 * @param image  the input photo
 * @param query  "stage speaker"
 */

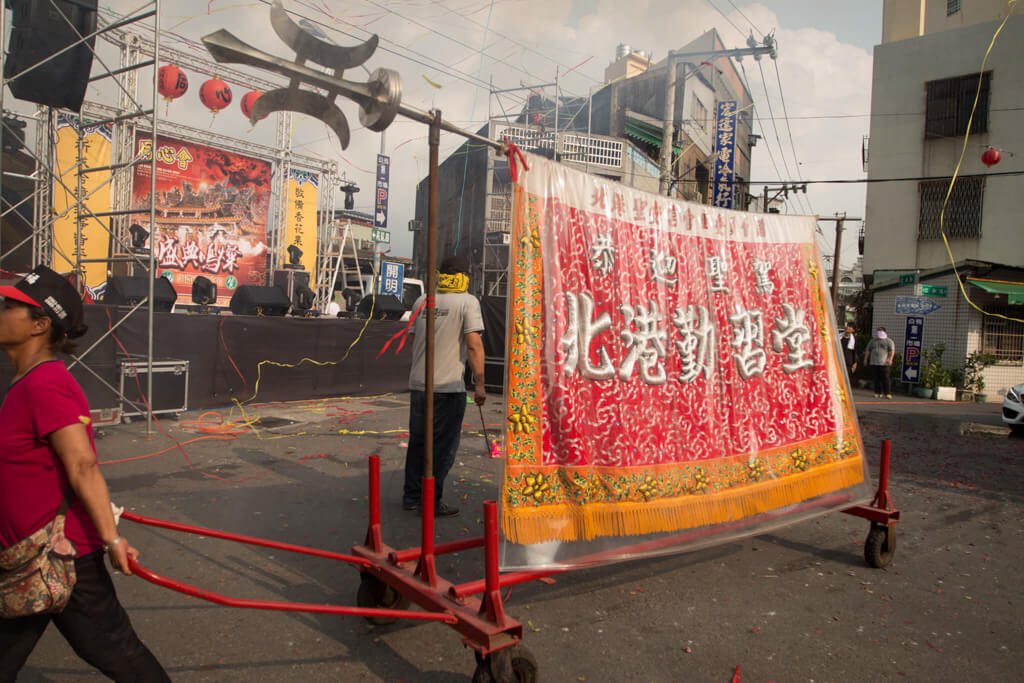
xmin=356 ymin=294 xmax=406 ymax=321
xmin=4 ymin=0 xmax=98 ymax=112
xmin=272 ymin=269 xmax=313 ymax=313
xmin=229 ymin=285 xmax=290 ymax=317
xmin=102 ymin=276 xmax=177 ymax=312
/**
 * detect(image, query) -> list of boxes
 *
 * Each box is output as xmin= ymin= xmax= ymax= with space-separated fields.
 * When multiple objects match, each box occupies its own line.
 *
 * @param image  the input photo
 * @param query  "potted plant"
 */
xmin=920 ymin=343 xmax=953 ymax=399
xmin=961 ymin=351 xmax=997 ymax=402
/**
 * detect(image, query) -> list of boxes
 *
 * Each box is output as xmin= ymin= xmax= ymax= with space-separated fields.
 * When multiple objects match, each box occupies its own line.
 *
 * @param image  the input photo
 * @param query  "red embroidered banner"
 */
xmin=501 ymin=153 xmax=869 ymax=565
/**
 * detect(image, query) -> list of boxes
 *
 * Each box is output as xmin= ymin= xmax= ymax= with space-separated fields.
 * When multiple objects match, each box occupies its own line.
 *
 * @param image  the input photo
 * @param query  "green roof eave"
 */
xmin=967 ymin=278 xmax=1024 ymax=305
xmin=624 ymin=116 xmax=682 ymax=155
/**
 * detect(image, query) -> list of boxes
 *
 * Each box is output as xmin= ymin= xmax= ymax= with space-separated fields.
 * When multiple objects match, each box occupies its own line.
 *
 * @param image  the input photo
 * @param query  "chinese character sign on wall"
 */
xmin=501 ymin=152 xmax=869 ymax=569
xmin=52 ymin=115 xmax=112 ymax=288
xmin=712 ymin=100 xmax=737 ymax=209
xmin=283 ymin=169 xmax=320 ymax=282
xmin=131 ymin=133 xmax=272 ymax=306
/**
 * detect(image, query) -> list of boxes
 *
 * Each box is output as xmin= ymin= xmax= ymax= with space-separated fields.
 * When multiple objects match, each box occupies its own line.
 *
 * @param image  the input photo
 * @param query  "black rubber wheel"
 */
xmin=355 ymin=574 xmax=411 ymax=625
xmin=864 ymin=523 xmax=896 ymax=568
xmin=472 ymin=645 xmax=539 ymax=683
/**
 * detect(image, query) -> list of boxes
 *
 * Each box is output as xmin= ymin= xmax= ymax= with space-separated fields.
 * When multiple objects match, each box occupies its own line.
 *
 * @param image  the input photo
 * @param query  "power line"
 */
xmin=737 ymin=62 xmax=786 ymax=192
xmin=702 ymin=0 xmax=749 ymax=39
xmin=755 ymin=59 xmax=813 ymax=215
xmin=771 ymin=58 xmax=815 ymax=215
xmin=422 ymin=0 xmax=604 ymax=86
xmin=255 ymin=0 xmax=528 ymax=106
xmin=677 ymin=169 xmax=1024 ymax=185
xmin=725 ymin=0 xmax=765 ymax=39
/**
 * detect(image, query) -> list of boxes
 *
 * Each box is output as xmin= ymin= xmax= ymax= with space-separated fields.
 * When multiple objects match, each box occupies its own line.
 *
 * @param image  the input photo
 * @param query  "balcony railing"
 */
xmin=490 ymin=123 xmax=623 ymax=171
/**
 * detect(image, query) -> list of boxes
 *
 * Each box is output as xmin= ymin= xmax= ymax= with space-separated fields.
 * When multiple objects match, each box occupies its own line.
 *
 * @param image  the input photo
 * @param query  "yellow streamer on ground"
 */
xmin=230 ymin=399 xmax=307 ymax=441
xmin=338 ymin=428 xmax=407 ymax=436
xmin=938 ymin=0 xmax=1021 ymax=325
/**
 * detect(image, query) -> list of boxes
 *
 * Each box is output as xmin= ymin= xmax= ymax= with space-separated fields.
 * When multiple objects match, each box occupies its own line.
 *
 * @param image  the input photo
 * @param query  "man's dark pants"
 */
xmin=0 ymin=551 xmax=169 ymax=682
xmin=403 ymin=390 xmax=467 ymax=507
xmin=870 ymin=364 xmax=892 ymax=396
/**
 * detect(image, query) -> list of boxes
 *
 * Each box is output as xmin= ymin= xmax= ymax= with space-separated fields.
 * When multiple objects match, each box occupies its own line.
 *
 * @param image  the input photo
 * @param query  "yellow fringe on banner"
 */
xmin=502 ymin=457 xmax=865 ymax=545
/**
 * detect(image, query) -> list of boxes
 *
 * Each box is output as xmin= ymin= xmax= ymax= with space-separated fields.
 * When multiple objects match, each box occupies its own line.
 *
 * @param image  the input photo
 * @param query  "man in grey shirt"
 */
xmin=863 ymin=326 xmax=896 ymax=399
xmin=402 ymin=255 xmax=486 ymax=517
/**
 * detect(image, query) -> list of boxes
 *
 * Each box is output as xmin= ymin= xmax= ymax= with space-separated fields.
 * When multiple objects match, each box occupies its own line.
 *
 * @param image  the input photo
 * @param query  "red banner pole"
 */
xmin=365 ymin=455 xmax=383 ymax=552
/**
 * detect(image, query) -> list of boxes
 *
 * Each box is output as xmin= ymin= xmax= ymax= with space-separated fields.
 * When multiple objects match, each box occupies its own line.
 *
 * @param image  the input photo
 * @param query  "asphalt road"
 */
xmin=14 ymin=389 xmax=1023 ymax=682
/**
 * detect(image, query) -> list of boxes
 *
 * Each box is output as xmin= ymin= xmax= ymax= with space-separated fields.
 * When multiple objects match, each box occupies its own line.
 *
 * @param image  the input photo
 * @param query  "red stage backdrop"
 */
xmin=500 ymin=152 xmax=870 ymax=569
xmin=131 ymin=133 xmax=272 ymax=306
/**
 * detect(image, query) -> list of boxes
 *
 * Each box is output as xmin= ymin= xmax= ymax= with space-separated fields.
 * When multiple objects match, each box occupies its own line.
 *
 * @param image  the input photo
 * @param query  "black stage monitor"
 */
xmin=103 ymin=276 xmax=177 ymax=312
xmin=356 ymin=294 xmax=406 ymax=321
xmin=229 ymin=285 xmax=290 ymax=317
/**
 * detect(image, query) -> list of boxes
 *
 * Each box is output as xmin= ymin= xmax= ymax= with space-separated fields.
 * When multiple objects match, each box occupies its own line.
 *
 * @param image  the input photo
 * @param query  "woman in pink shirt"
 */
xmin=0 ymin=266 xmax=168 ymax=681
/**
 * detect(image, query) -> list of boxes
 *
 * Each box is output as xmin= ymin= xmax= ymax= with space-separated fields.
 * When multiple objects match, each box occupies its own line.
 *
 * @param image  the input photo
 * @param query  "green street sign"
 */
xmin=371 ymin=228 xmax=390 ymax=243
xmin=899 ymin=272 xmax=917 ymax=286
xmin=917 ymin=284 xmax=947 ymax=298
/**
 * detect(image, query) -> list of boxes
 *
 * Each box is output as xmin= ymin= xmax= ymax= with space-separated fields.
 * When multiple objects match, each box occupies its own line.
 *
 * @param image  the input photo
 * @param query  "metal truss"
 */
xmin=1 ymin=1 xmax=337 ymax=430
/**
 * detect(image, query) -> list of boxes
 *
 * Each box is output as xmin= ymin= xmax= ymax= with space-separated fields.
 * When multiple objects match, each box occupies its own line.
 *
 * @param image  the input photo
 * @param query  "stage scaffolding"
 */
xmin=0 ymin=3 xmax=338 ymax=431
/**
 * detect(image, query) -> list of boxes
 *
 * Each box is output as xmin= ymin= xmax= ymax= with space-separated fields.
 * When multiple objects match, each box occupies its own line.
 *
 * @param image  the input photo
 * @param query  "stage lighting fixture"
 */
xmin=293 ymin=286 xmax=314 ymax=315
xmin=191 ymin=276 xmax=217 ymax=313
xmin=128 ymin=223 xmax=149 ymax=251
xmin=286 ymin=244 xmax=303 ymax=268
xmin=340 ymin=181 xmax=359 ymax=210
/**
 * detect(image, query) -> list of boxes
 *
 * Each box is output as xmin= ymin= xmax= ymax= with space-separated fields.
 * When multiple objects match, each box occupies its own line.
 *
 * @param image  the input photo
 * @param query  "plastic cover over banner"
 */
xmin=499 ymin=152 xmax=870 ymax=570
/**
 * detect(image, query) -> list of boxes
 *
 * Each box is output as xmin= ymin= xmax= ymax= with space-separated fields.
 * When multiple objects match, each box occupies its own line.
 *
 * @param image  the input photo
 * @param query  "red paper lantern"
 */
xmin=157 ymin=64 xmax=188 ymax=102
xmin=240 ymin=90 xmax=264 ymax=121
xmin=199 ymin=78 xmax=232 ymax=113
xmin=981 ymin=147 xmax=1002 ymax=167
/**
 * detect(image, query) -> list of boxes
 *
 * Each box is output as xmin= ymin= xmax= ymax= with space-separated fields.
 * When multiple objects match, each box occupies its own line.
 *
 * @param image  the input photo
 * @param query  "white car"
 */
xmin=1002 ymin=382 xmax=1024 ymax=431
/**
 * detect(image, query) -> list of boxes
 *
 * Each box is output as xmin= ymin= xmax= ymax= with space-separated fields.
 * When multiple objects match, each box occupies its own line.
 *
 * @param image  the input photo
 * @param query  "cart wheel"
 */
xmin=864 ymin=523 xmax=896 ymax=568
xmin=355 ymin=574 xmax=410 ymax=625
xmin=471 ymin=644 xmax=539 ymax=683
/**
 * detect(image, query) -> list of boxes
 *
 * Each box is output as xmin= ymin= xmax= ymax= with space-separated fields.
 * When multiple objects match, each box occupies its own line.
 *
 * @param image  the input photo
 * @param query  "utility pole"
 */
xmin=761 ymin=182 xmax=806 ymax=213
xmin=658 ymin=35 xmax=777 ymax=197
xmin=819 ymin=213 xmax=861 ymax=309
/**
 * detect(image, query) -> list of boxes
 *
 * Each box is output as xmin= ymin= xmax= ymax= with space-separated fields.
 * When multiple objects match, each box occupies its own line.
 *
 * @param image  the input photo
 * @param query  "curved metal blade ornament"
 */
xmin=250 ymin=88 xmax=351 ymax=148
xmin=200 ymin=0 xmax=401 ymax=150
xmin=269 ymin=0 xmax=378 ymax=71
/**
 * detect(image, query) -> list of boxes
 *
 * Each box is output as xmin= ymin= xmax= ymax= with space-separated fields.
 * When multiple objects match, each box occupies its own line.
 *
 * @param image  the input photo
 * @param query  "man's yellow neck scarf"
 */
xmin=437 ymin=272 xmax=468 ymax=293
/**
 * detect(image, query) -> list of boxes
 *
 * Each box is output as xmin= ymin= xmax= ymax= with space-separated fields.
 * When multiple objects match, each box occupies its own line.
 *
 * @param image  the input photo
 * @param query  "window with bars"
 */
xmin=947 ymin=0 xmax=961 ymax=16
xmin=918 ymin=176 xmax=984 ymax=239
xmin=982 ymin=311 xmax=1024 ymax=364
xmin=925 ymin=72 xmax=990 ymax=139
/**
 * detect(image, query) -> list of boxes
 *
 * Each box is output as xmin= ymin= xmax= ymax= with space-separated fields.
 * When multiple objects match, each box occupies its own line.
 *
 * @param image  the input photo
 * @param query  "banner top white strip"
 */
xmin=516 ymin=151 xmax=817 ymax=247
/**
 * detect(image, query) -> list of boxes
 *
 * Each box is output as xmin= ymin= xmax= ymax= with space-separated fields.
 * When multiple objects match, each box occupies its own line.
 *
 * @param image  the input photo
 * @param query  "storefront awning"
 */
xmin=967 ymin=278 xmax=1024 ymax=305
xmin=624 ymin=116 xmax=681 ymax=155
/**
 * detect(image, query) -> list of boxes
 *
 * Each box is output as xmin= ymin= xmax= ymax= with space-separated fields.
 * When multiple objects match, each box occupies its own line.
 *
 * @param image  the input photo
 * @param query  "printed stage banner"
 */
xmin=282 ymin=169 xmax=320 ymax=282
xmin=131 ymin=133 xmax=272 ymax=307
xmin=500 ymin=152 xmax=870 ymax=569
xmin=52 ymin=115 xmax=112 ymax=288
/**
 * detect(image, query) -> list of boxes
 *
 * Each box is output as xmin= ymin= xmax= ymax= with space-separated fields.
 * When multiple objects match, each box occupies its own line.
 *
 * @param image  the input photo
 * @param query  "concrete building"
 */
xmin=863 ymin=0 xmax=1024 ymax=400
xmin=411 ymin=30 xmax=758 ymax=296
